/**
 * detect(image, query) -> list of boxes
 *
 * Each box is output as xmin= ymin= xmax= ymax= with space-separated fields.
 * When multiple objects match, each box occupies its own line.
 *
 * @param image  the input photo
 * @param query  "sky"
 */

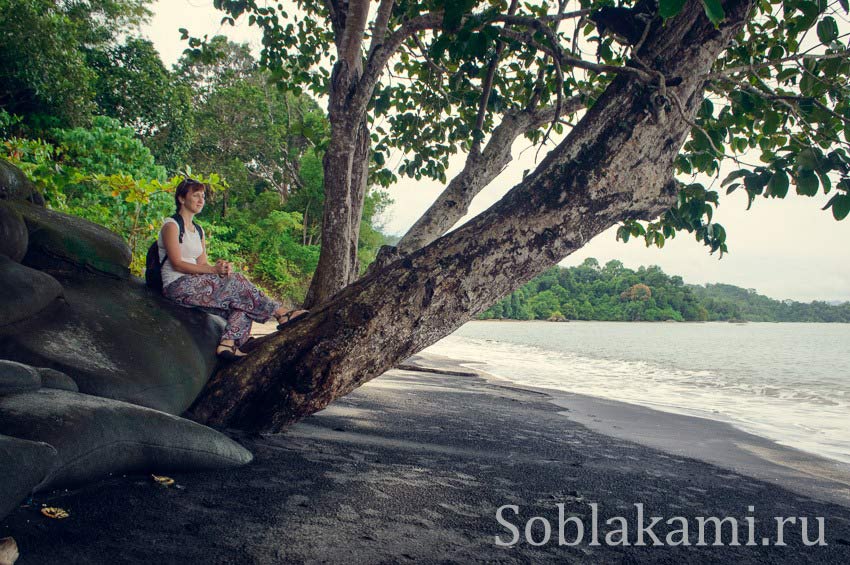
xmin=141 ymin=1 xmax=850 ymax=303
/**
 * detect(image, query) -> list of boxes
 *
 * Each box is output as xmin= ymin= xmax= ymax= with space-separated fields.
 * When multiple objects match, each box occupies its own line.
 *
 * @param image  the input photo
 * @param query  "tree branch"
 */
xmin=368 ymin=0 xmax=395 ymax=56
xmin=354 ymin=11 xmax=444 ymax=116
xmin=704 ymin=49 xmax=850 ymax=79
xmin=472 ymin=0 xmax=519 ymax=156
xmin=397 ymin=97 xmax=585 ymax=255
xmin=338 ymin=0 xmax=371 ymax=72
xmin=498 ymin=28 xmax=654 ymax=82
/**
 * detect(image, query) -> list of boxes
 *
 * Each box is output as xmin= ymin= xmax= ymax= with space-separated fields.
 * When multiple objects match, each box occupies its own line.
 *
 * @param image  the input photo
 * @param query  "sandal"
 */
xmin=275 ymin=309 xmax=309 ymax=330
xmin=216 ymin=343 xmax=248 ymax=361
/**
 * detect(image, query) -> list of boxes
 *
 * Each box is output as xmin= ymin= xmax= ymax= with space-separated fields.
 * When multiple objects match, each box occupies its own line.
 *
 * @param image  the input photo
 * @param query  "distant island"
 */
xmin=480 ymin=259 xmax=850 ymax=323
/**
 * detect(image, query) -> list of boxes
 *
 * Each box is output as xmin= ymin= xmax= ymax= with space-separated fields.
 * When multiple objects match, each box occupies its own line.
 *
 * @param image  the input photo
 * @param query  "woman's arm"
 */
xmin=162 ymin=222 xmax=225 ymax=275
xmin=196 ymin=231 xmax=209 ymax=266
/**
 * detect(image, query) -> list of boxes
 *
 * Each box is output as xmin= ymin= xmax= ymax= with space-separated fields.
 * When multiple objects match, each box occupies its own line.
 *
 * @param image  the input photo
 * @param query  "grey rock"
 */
xmin=35 ymin=367 xmax=78 ymax=392
xmin=0 ymin=160 xmax=41 ymax=204
xmin=0 ymin=273 xmax=223 ymax=414
xmin=0 ymin=202 xmax=28 ymax=262
xmin=0 ymin=389 xmax=253 ymax=491
xmin=0 ymin=361 xmax=40 ymax=396
xmin=0 ymin=434 xmax=56 ymax=521
xmin=0 ymin=255 xmax=63 ymax=327
xmin=7 ymin=200 xmax=131 ymax=279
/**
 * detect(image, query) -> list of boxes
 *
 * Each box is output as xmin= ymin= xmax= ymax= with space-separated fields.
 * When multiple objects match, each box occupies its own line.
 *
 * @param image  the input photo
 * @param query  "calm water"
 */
xmin=424 ymin=321 xmax=850 ymax=465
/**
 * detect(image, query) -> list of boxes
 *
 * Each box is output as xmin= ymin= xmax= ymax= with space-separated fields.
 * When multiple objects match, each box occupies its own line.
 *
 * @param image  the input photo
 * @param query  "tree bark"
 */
xmin=348 ymin=120 xmax=370 ymax=279
xmin=189 ymin=0 xmax=755 ymax=432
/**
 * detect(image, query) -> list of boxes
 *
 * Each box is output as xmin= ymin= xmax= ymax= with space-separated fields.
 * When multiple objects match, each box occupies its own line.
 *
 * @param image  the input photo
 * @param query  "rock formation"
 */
xmin=0 ymin=161 xmax=251 ymax=521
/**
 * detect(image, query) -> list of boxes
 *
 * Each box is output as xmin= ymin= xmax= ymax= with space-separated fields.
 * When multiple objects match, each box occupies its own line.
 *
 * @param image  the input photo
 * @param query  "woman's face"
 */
xmin=181 ymin=188 xmax=205 ymax=214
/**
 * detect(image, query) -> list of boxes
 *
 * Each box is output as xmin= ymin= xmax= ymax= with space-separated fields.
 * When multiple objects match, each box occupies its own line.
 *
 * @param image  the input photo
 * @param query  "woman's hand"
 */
xmin=214 ymin=259 xmax=233 ymax=276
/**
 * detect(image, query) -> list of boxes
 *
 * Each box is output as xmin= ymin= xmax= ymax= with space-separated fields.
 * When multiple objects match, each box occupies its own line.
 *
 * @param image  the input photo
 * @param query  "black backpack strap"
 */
xmin=172 ymin=213 xmax=186 ymax=244
xmin=193 ymin=221 xmax=204 ymax=241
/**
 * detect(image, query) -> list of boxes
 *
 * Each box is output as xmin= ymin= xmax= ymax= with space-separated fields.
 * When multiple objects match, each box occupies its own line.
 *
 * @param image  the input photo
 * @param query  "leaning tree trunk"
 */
xmin=189 ymin=0 xmax=754 ymax=432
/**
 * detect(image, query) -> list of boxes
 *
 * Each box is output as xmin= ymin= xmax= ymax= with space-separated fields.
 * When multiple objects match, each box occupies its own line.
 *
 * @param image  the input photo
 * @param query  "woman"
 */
xmin=158 ymin=178 xmax=307 ymax=360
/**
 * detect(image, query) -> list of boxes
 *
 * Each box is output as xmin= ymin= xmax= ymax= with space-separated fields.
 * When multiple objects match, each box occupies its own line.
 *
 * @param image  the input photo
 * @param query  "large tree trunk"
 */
xmin=304 ymin=0 xmax=372 ymax=308
xmin=189 ymin=0 xmax=754 ymax=432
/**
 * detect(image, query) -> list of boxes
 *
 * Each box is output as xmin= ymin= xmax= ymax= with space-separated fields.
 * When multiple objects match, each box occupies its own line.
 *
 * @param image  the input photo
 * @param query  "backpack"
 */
xmin=144 ymin=214 xmax=204 ymax=292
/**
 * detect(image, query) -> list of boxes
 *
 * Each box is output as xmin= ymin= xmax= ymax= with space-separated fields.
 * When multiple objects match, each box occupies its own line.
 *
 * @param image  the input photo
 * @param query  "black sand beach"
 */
xmin=2 ymin=354 xmax=850 ymax=564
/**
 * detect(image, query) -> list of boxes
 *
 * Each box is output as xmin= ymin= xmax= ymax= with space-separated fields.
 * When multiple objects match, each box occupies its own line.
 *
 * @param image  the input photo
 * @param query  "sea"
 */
xmin=423 ymin=321 xmax=850 ymax=465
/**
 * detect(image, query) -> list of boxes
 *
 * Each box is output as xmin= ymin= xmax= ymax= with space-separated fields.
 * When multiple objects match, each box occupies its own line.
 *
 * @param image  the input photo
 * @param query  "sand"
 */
xmin=2 ymin=352 xmax=850 ymax=563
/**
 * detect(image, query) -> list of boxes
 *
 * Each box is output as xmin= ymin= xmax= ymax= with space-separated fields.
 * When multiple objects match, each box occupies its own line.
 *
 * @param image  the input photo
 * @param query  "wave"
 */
xmin=424 ymin=328 xmax=850 ymax=465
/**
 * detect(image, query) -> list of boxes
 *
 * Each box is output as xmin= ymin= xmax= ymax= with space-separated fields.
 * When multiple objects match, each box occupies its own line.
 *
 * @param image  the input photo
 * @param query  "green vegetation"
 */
xmin=481 ymin=259 xmax=850 ymax=323
xmin=0 ymin=0 xmax=390 ymax=303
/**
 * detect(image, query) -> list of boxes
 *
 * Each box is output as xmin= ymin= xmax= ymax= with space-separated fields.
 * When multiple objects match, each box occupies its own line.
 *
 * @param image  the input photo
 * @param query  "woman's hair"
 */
xmin=174 ymin=178 xmax=209 ymax=214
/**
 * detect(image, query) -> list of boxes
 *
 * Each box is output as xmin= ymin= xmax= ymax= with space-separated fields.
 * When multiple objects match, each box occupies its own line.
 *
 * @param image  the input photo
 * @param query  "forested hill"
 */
xmin=480 ymin=259 xmax=850 ymax=323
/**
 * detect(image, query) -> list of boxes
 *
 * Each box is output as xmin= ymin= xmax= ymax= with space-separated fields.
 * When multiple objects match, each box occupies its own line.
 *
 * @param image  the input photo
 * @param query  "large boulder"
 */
xmin=0 ymin=255 xmax=63 ymax=327
xmin=0 ymin=201 xmax=28 ymax=261
xmin=7 ymin=200 xmax=131 ymax=279
xmin=0 ymin=434 xmax=57 ymax=521
xmin=0 ymin=273 xmax=223 ymax=414
xmin=35 ymin=367 xmax=78 ymax=392
xmin=0 ymin=160 xmax=42 ymax=204
xmin=0 ymin=360 xmax=41 ymax=396
xmin=0 ymin=389 xmax=252 ymax=491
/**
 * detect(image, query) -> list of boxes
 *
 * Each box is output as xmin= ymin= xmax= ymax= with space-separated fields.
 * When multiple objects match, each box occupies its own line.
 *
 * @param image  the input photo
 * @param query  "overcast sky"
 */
xmin=141 ymin=1 xmax=850 ymax=303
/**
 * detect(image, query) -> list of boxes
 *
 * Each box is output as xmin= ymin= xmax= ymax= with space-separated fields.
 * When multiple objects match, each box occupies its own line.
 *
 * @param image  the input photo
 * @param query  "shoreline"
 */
xmin=4 ymin=343 xmax=850 ymax=562
xmin=408 ymin=352 xmax=850 ymax=508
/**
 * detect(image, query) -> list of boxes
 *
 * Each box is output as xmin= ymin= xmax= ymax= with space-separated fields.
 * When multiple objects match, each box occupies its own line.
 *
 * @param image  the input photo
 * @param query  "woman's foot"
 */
xmin=275 ymin=309 xmax=309 ymax=330
xmin=216 ymin=342 xmax=248 ymax=361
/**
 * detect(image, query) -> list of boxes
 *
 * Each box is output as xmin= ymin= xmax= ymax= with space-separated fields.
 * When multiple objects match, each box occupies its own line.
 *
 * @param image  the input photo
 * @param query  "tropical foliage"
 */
xmin=0 ymin=0 xmax=391 ymax=302
xmin=481 ymin=258 xmax=850 ymax=322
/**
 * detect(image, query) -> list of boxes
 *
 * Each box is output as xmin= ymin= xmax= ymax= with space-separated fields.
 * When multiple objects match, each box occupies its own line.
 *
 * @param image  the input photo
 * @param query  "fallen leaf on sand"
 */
xmin=0 ymin=537 xmax=19 ymax=565
xmin=40 ymin=507 xmax=69 ymax=520
xmin=152 ymin=474 xmax=175 ymax=487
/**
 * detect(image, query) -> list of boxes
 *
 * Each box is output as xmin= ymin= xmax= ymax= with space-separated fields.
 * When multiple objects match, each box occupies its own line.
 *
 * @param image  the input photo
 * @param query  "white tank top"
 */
xmin=157 ymin=217 xmax=204 ymax=288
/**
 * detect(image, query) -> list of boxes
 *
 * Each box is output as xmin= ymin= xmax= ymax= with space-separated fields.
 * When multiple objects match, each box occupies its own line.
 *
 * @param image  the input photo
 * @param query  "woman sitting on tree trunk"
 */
xmin=158 ymin=178 xmax=307 ymax=360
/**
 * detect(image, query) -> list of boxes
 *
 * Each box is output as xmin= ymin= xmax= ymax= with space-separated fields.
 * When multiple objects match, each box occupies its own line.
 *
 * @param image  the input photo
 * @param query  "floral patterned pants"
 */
xmin=163 ymin=273 xmax=281 ymax=346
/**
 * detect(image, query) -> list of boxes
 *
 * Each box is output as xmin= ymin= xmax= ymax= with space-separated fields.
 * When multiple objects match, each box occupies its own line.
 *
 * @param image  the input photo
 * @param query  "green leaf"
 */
xmin=796 ymin=171 xmax=819 ymax=195
xmin=776 ymin=68 xmax=798 ymax=82
xmin=767 ymin=169 xmax=790 ymax=197
xmin=701 ymin=0 xmax=726 ymax=25
xmin=763 ymin=111 xmax=780 ymax=134
xmin=659 ymin=0 xmax=688 ymax=19
xmin=816 ymin=16 xmax=839 ymax=44
xmin=839 ymin=0 xmax=849 ymax=13
xmin=830 ymin=194 xmax=850 ymax=220
xmin=796 ymin=2 xmax=820 ymax=31
xmin=442 ymin=0 xmax=476 ymax=32
xmin=796 ymin=148 xmax=820 ymax=172
xmin=817 ymin=170 xmax=832 ymax=194
xmin=721 ymin=169 xmax=749 ymax=186
xmin=744 ymin=172 xmax=767 ymax=194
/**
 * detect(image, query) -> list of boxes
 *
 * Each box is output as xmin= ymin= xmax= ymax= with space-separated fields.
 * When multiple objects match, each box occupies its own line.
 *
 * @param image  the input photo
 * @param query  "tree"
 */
xmin=88 ymin=37 xmax=195 ymax=168
xmin=0 ymin=0 xmax=153 ymax=130
xmin=187 ymin=0 xmax=850 ymax=432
